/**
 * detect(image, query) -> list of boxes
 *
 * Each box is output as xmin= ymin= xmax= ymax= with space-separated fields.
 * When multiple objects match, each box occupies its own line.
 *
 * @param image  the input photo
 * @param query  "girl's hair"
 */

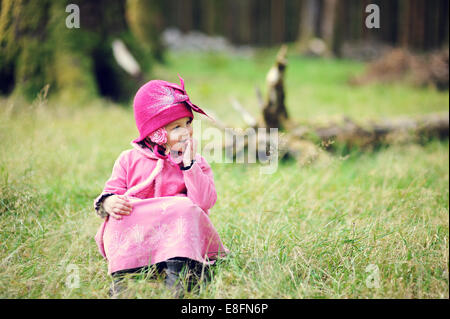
xmin=137 ymin=137 xmax=168 ymax=156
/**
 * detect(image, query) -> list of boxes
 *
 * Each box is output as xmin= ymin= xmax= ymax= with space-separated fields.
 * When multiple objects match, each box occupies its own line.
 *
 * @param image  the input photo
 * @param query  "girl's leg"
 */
xmin=164 ymin=257 xmax=213 ymax=296
xmin=109 ymin=273 xmax=128 ymax=298
xmin=164 ymin=258 xmax=186 ymax=297
xmin=111 ymin=262 xmax=166 ymax=278
xmin=109 ymin=263 xmax=166 ymax=298
xmin=111 ymin=265 xmax=149 ymax=277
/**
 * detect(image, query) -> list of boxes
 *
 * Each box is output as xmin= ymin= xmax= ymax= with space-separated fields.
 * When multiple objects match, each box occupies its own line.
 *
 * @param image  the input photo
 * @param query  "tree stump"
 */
xmin=261 ymin=45 xmax=290 ymax=131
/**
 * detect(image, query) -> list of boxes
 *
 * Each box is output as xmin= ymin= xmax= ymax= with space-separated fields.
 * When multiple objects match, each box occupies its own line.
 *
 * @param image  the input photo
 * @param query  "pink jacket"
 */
xmin=94 ymin=142 xmax=227 ymax=274
xmin=94 ymin=142 xmax=217 ymax=213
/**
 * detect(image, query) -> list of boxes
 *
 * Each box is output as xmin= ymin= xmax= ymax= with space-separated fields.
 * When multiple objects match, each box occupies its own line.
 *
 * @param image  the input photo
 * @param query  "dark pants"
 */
xmin=111 ymin=257 xmax=210 ymax=280
xmin=111 ymin=262 xmax=166 ymax=279
xmin=109 ymin=257 xmax=215 ymax=297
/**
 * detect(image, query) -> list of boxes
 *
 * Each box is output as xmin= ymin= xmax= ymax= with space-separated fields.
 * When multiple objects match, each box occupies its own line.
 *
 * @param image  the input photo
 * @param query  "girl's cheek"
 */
xmin=167 ymin=129 xmax=178 ymax=144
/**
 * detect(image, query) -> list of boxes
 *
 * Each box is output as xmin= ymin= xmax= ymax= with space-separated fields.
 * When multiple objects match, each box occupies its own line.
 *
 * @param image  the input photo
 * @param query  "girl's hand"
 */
xmin=103 ymin=195 xmax=133 ymax=220
xmin=182 ymin=138 xmax=197 ymax=167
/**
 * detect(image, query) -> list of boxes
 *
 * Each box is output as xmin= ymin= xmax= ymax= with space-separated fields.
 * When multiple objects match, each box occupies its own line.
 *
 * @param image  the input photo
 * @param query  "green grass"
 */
xmin=0 ymin=48 xmax=448 ymax=298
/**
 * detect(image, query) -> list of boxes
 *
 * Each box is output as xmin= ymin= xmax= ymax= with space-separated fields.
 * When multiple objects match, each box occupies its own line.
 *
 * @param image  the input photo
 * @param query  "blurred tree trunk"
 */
xmin=257 ymin=0 xmax=271 ymax=46
xmin=443 ymin=0 xmax=450 ymax=46
xmin=200 ymin=0 xmax=226 ymax=36
xmin=141 ymin=0 xmax=449 ymax=51
xmin=178 ymin=0 xmax=193 ymax=33
xmin=201 ymin=0 xmax=215 ymax=35
xmin=238 ymin=0 xmax=253 ymax=44
xmin=398 ymin=0 xmax=411 ymax=48
xmin=331 ymin=0 xmax=346 ymax=56
xmin=270 ymin=0 xmax=285 ymax=45
xmin=426 ymin=0 xmax=439 ymax=49
xmin=321 ymin=0 xmax=337 ymax=56
xmin=0 ymin=0 xmax=162 ymax=103
xmin=0 ymin=0 xmax=99 ymax=101
xmin=227 ymin=0 xmax=239 ymax=44
xmin=350 ymin=0 xmax=363 ymax=42
xmin=297 ymin=0 xmax=320 ymax=52
xmin=0 ymin=0 xmax=51 ymax=97
xmin=125 ymin=0 xmax=165 ymax=62
xmin=224 ymin=0 xmax=234 ymax=43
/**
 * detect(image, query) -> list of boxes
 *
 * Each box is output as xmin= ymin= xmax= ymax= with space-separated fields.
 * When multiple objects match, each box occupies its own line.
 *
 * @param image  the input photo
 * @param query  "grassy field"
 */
xmin=0 ymin=49 xmax=448 ymax=298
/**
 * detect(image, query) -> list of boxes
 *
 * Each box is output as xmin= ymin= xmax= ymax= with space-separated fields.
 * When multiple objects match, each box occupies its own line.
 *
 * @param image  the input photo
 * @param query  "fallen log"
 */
xmin=299 ymin=112 xmax=449 ymax=150
xmin=214 ymin=46 xmax=449 ymax=164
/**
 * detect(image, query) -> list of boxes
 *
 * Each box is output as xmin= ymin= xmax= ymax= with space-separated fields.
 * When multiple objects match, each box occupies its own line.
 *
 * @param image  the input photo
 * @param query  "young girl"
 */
xmin=94 ymin=76 xmax=228 ymax=297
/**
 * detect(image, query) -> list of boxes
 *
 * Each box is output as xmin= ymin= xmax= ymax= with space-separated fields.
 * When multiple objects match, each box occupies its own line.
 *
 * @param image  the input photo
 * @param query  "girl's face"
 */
xmin=164 ymin=116 xmax=193 ymax=152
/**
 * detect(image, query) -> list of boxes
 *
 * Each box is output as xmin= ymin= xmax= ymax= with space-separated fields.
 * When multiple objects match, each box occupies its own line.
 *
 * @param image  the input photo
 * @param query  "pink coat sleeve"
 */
xmin=93 ymin=151 xmax=128 ymax=210
xmin=182 ymin=154 xmax=217 ymax=214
